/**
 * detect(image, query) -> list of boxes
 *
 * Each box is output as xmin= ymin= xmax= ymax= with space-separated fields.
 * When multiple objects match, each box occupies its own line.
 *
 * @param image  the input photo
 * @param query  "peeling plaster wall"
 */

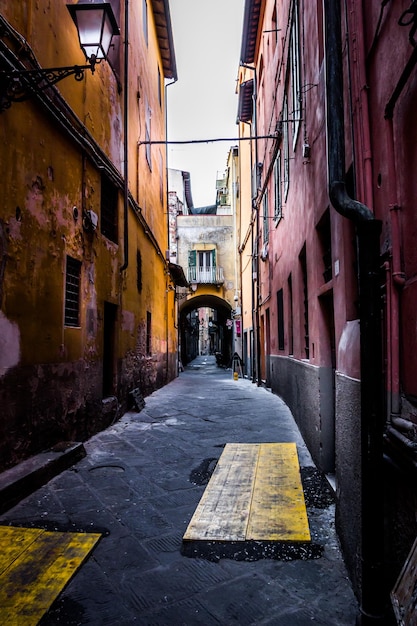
xmin=0 ymin=2 xmax=176 ymax=470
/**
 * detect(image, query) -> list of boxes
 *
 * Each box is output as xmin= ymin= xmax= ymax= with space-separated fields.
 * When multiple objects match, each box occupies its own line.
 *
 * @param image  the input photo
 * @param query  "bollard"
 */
xmin=233 ymin=372 xmax=239 ymax=381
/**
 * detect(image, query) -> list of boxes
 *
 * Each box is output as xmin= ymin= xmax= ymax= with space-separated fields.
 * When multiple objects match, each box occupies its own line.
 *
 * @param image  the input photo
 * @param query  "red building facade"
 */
xmin=237 ymin=0 xmax=417 ymax=620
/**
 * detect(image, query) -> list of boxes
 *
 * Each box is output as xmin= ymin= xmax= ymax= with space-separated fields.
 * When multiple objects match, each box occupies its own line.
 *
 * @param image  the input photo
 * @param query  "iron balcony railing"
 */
xmin=187 ymin=266 xmax=224 ymax=285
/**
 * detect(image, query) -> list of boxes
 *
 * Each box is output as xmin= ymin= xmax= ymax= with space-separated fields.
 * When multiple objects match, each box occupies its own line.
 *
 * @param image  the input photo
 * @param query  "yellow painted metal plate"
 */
xmin=0 ymin=525 xmax=101 ymax=626
xmin=183 ymin=442 xmax=310 ymax=543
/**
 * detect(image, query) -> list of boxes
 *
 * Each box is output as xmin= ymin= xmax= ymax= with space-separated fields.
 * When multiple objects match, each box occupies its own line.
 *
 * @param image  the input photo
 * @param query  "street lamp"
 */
xmin=67 ymin=2 xmax=119 ymax=65
xmin=0 ymin=1 xmax=119 ymax=112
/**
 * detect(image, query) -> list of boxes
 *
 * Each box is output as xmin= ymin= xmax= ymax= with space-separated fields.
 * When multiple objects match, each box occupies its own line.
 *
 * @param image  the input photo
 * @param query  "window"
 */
xmin=274 ymin=151 xmax=282 ymax=222
xmin=143 ymin=0 xmax=148 ymax=46
xmin=64 ymin=256 xmax=81 ymax=327
xmin=158 ymin=65 xmax=162 ymax=106
xmin=137 ymin=250 xmax=142 ymax=293
xmin=159 ymin=150 xmax=164 ymax=203
xmin=317 ymin=0 xmax=324 ymax=68
xmin=300 ymin=246 xmax=309 ymax=359
xmin=198 ymin=250 xmax=216 ymax=283
xmin=188 ymin=249 xmax=217 ymax=283
xmin=291 ymin=0 xmax=301 ymax=148
xmin=283 ymin=95 xmax=290 ymax=200
xmin=272 ymin=5 xmax=278 ymax=50
xmin=263 ymin=189 xmax=269 ymax=243
xmin=146 ymin=311 xmax=152 ymax=355
xmin=277 ymin=289 xmax=284 ymax=350
xmin=317 ymin=209 xmax=332 ymax=283
xmin=288 ymin=274 xmax=294 ymax=355
xmin=101 ymin=174 xmax=118 ymax=243
xmin=145 ymin=98 xmax=152 ymax=169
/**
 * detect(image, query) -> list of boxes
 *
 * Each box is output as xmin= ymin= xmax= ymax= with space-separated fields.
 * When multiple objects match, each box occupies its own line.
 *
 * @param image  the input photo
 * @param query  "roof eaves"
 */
xmin=240 ymin=0 xmax=262 ymax=65
xmin=151 ymin=0 xmax=178 ymax=80
xmin=168 ymin=262 xmax=189 ymax=288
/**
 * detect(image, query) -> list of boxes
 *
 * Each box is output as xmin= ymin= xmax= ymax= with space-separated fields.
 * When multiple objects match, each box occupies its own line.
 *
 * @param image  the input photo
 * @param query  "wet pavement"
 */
xmin=0 ymin=356 xmax=359 ymax=625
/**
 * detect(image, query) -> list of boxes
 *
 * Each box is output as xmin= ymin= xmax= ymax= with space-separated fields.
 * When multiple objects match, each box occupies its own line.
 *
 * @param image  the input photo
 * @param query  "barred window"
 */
xmin=64 ymin=256 xmax=81 ymax=327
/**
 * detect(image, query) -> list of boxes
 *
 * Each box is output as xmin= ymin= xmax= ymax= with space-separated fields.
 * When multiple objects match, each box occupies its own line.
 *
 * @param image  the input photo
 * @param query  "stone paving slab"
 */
xmin=0 ymin=356 xmax=359 ymax=625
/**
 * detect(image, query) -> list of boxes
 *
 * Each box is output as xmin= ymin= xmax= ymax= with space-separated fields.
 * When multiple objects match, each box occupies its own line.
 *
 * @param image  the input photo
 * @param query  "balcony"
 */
xmin=187 ymin=266 xmax=224 ymax=285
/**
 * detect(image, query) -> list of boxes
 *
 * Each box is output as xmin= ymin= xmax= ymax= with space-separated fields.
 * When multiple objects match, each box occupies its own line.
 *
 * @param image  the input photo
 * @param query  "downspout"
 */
xmin=120 ymin=0 xmax=129 ymax=272
xmin=250 ymin=67 xmax=261 ymax=386
xmin=165 ymin=77 xmax=177 ymax=380
xmin=323 ymin=1 xmax=385 ymax=624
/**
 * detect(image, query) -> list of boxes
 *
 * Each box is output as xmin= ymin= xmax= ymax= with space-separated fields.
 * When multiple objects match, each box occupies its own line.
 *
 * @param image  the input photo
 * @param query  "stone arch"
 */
xmin=179 ymin=295 xmax=233 ymax=366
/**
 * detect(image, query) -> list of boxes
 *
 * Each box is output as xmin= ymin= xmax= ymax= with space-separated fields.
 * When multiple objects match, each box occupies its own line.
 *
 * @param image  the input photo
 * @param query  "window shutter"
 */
xmin=188 ymin=250 xmax=196 ymax=267
xmin=211 ymin=249 xmax=216 ymax=267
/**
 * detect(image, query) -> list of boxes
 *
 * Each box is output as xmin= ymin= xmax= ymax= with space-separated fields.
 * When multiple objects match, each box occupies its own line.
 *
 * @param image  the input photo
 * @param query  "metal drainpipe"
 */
xmin=323 ymin=1 xmax=385 ymax=623
xmin=164 ymin=77 xmax=177 ymax=380
xmin=250 ymin=68 xmax=261 ymax=387
xmin=120 ymin=0 xmax=129 ymax=272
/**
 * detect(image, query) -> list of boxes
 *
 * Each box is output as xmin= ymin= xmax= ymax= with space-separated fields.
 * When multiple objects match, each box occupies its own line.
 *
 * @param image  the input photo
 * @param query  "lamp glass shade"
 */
xmin=67 ymin=3 xmax=119 ymax=62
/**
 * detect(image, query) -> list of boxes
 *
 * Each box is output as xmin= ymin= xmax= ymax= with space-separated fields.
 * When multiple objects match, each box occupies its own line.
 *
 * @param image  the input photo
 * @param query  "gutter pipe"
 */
xmin=246 ymin=65 xmax=262 ymax=386
xmin=323 ymin=1 xmax=385 ymax=623
xmin=165 ymin=77 xmax=178 ymax=380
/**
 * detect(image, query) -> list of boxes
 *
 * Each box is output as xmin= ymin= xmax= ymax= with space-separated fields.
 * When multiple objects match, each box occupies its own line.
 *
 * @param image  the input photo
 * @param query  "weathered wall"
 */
xmin=0 ymin=1 xmax=177 ymax=470
xmin=177 ymin=214 xmax=236 ymax=308
xmin=270 ymin=356 xmax=334 ymax=473
xmin=334 ymin=373 xmax=361 ymax=595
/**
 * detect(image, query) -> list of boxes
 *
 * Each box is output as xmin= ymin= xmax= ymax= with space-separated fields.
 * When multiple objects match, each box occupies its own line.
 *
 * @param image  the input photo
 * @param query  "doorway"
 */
xmin=103 ymin=302 xmax=117 ymax=397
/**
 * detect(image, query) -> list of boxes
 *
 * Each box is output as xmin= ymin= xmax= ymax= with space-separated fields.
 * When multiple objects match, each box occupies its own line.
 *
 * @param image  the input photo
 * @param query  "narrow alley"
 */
xmin=0 ymin=357 xmax=358 ymax=625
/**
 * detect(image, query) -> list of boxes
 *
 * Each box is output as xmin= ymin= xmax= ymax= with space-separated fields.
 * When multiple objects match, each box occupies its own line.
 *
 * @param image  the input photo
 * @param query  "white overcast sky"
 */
xmin=167 ymin=0 xmax=245 ymax=207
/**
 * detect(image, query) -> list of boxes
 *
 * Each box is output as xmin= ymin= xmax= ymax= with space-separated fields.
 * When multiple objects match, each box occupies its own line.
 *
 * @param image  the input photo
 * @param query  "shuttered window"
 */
xmin=101 ymin=174 xmax=118 ymax=243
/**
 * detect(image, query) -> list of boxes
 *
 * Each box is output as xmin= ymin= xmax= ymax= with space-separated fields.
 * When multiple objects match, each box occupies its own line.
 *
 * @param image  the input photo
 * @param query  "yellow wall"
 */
xmin=0 ymin=0 xmax=177 ymax=469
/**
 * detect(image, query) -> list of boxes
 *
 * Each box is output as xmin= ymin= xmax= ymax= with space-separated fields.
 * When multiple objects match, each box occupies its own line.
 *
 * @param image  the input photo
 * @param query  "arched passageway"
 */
xmin=179 ymin=295 xmax=233 ymax=367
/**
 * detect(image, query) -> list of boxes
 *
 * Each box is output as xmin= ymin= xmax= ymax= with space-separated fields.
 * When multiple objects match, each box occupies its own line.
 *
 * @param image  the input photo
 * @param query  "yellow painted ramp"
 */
xmin=0 ymin=525 xmax=101 ymax=626
xmin=183 ymin=443 xmax=310 ymax=543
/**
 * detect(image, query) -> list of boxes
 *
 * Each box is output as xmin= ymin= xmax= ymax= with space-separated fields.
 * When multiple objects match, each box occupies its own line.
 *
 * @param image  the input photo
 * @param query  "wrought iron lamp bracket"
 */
xmin=0 ymin=57 xmax=97 ymax=112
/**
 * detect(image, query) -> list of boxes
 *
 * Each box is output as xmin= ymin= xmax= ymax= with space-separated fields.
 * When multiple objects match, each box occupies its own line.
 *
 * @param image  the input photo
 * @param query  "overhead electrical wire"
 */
xmin=138 ymin=134 xmax=280 ymax=146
